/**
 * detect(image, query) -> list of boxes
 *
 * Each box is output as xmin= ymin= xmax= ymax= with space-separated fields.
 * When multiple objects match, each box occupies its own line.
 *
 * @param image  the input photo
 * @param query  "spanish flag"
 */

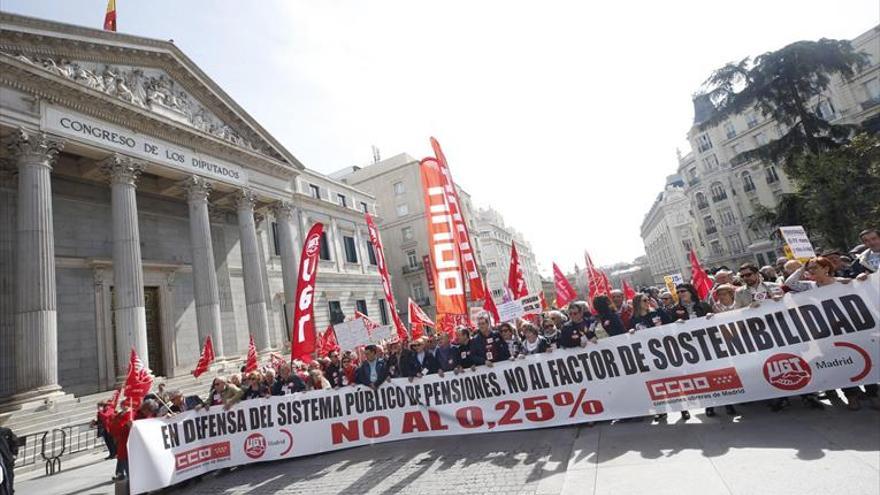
xmin=103 ymin=0 xmax=117 ymax=32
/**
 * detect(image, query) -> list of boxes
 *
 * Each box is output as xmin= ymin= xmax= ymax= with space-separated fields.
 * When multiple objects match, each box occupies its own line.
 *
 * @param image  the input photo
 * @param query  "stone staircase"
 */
xmin=2 ymin=358 xmax=247 ymax=474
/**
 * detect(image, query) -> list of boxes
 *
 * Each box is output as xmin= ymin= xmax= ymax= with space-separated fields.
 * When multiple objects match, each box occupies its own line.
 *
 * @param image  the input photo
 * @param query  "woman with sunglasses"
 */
xmin=560 ymin=301 xmax=594 ymax=348
xmin=629 ymin=293 xmax=672 ymax=331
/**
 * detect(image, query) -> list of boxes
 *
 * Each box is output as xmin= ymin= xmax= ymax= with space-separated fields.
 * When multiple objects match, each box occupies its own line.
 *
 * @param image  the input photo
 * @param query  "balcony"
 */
xmin=696 ymin=201 xmax=709 ymax=210
xmin=688 ymin=177 xmax=701 ymax=187
xmin=402 ymin=264 xmax=424 ymax=275
xmin=712 ymin=193 xmax=728 ymax=203
xmin=743 ymin=183 xmax=756 ymax=193
xmin=861 ymin=98 xmax=880 ymax=111
xmin=747 ymin=120 xmax=759 ymax=129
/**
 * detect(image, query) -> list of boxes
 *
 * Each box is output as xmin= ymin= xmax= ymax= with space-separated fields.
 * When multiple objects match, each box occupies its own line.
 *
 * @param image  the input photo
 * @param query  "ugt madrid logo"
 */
xmin=243 ymin=433 xmax=267 ymax=459
xmin=763 ymin=353 xmax=812 ymax=391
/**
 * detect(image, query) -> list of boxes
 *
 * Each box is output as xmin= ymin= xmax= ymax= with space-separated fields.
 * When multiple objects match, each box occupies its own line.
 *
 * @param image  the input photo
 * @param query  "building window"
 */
xmin=360 ymin=201 xmax=369 ymax=213
xmin=401 ymin=226 xmax=414 ymax=241
xmin=754 ymin=132 xmax=768 ymax=146
xmin=337 ymin=194 xmax=347 ymax=207
xmin=746 ymin=112 xmax=759 ymax=128
xmin=378 ymin=299 xmax=389 ymax=325
xmin=704 ymin=215 xmax=717 ymax=235
xmin=393 ymin=182 xmax=405 ymax=195
xmin=356 ymin=299 xmax=368 ymax=316
xmin=710 ymin=240 xmax=723 ymax=256
xmin=271 ymin=222 xmax=281 ymax=255
xmin=309 ymin=184 xmax=321 ymax=199
xmin=343 ymin=236 xmax=358 ymax=263
xmin=396 ymin=203 xmax=409 ymax=217
xmin=319 ymin=232 xmax=331 ymax=261
xmin=765 ymin=166 xmax=780 ymax=184
xmin=719 ymin=207 xmax=736 ymax=226
xmin=492 ymin=289 xmax=504 ymax=298
xmin=730 ymin=142 xmax=743 ymax=157
xmin=411 ymin=283 xmax=425 ymax=301
xmin=864 ymin=78 xmax=880 ymax=101
xmin=742 ymin=171 xmax=756 ymax=192
xmin=710 ymin=182 xmax=727 ymax=202
xmin=723 ymin=122 xmax=736 ymax=139
xmin=816 ymin=100 xmax=836 ymax=121
xmin=695 ymin=192 xmax=709 ymax=210
xmin=406 ymin=250 xmax=418 ymax=268
xmin=756 ymin=252 xmax=766 ymax=266
xmin=328 ymin=301 xmax=344 ymax=325
xmin=366 ymin=242 xmax=377 ymax=265
xmin=682 ymin=239 xmax=693 ymax=252
xmin=485 ymin=261 xmax=498 ymax=268
xmin=703 ymin=154 xmax=719 ymax=171
xmin=726 ymin=233 xmax=745 ymax=253
xmin=696 ymin=133 xmax=713 ymax=153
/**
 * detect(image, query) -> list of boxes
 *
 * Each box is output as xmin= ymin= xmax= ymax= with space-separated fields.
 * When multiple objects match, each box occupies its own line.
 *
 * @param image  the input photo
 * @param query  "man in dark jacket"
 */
xmin=452 ymin=327 xmax=483 ymax=371
xmin=403 ymin=337 xmax=441 ymax=379
xmin=356 ymin=345 xmax=388 ymax=389
xmin=272 ymin=364 xmax=307 ymax=396
xmin=559 ymin=301 xmax=594 ymax=348
xmin=433 ymin=332 xmax=457 ymax=372
xmin=324 ymin=351 xmax=343 ymax=388
xmin=470 ymin=316 xmax=510 ymax=366
xmin=0 ymin=426 xmax=19 ymax=495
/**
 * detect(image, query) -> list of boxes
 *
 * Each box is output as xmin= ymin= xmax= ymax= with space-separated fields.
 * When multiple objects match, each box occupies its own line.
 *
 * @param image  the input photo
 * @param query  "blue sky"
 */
xmin=2 ymin=0 xmax=876 ymax=273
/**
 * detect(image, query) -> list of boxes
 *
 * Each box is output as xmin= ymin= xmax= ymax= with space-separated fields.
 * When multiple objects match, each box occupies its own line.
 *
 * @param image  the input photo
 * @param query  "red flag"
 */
xmin=482 ymin=291 xmax=501 ymax=324
xmin=420 ymin=157 xmax=468 ymax=334
xmin=245 ymin=335 xmax=258 ymax=372
xmin=552 ymin=262 xmax=577 ymax=308
xmin=291 ymin=223 xmax=323 ymax=362
xmin=430 ymin=138 xmax=486 ymax=301
xmin=689 ymin=249 xmax=714 ymax=300
xmin=319 ymin=325 xmax=339 ymax=357
xmin=191 ymin=335 xmax=215 ymax=378
xmin=122 ymin=348 xmax=152 ymax=410
xmin=408 ymin=298 xmax=434 ymax=339
xmin=103 ymin=0 xmax=116 ymax=31
xmin=507 ymin=242 xmax=528 ymax=299
xmin=355 ymin=311 xmax=381 ymax=337
xmin=366 ymin=213 xmax=408 ymax=341
xmin=622 ymin=280 xmax=637 ymax=301
xmin=539 ymin=291 xmax=549 ymax=310
xmin=269 ymin=352 xmax=285 ymax=371
xmin=107 ymin=388 xmax=121 ymax=410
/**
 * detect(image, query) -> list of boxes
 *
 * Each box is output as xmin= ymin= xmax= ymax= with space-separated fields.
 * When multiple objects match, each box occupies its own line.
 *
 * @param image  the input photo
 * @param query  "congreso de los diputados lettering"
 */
xmin=0 ymin=12 xmax=390 ymax=408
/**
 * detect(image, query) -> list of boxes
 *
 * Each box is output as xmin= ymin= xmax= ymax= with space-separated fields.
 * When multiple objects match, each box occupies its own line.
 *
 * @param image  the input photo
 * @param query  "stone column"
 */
xmin=8 ymin=130 xmax=63 ymax=398
xmin=102 ymin=154 xmax=149 ymax=375
xmin=183 ymin=176 xmax=224 ymax=358
xmin=235 ymin=189 xmax=270 ymax=351
xmin=272 ymin=201 xmax=299 ymax=342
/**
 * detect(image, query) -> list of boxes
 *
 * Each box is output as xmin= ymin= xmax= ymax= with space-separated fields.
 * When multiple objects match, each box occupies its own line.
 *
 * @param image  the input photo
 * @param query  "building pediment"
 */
xmin=0 ymin=12 xmax=303 ymax=173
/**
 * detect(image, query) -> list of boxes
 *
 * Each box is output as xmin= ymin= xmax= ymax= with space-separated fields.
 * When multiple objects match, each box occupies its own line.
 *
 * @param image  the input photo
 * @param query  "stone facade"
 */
xmin=640 ymin=183 xmax=702 ymax=284
xmin=473 ymin=207 xmax=542 ymax=303
xmin=0 ymin=12 xmax=382 ymax=403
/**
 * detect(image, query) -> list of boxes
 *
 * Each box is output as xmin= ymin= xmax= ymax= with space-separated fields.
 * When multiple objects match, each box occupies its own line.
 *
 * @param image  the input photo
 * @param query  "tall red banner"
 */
xmin=430 ymin=138 xmax=485 ymax=301
xmin=420 ymin=157 xmax=469 ymax=335
xmin=291 ymin=223 xmax=324 ymax=361
xmin=365 ymin=212 xmax=409 ymax=341
xmin=553 ymin=262 xmax=577 ymax=308
xmin=508 ymin=242 xmax=528 ymax=299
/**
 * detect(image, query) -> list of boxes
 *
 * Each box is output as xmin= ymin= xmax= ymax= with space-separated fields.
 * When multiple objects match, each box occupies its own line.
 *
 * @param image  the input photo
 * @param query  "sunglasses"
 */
xmin=740 ymin=271 xmax=756 ymax=277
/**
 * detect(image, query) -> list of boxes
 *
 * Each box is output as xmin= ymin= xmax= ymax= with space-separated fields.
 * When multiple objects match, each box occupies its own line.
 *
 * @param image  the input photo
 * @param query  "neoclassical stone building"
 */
xmin=0 ymin=12 xmax=386 ymax=404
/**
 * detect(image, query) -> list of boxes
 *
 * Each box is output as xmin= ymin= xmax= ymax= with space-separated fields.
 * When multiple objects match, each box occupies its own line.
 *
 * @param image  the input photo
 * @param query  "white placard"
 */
xmin=42 ymin=105 xmax=248 ymax=185
xmin=333 ymin=319 xmax=394 ymax=351
xmin=496 ymin=299 xmax=524 ymax=322
xmin=779 ymin=226 xmax=816 ymax=260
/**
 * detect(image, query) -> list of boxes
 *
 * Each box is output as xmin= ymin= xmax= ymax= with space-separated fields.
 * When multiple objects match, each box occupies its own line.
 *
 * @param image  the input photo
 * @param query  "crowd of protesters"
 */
xmin=88 ymin=228 xmax=880 ymax=482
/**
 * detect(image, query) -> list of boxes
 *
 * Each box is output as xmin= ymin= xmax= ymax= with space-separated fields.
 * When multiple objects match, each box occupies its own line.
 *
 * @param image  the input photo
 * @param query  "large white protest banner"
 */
xmin=129 ymin=274 xmax=880 ymax=494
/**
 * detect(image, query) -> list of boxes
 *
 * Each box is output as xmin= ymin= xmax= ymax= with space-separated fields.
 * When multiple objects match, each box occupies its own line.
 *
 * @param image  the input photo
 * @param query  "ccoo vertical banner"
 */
xmin=291 ymin=223 xmax=323 ymax=361
xmin=420 ymin=157 xmax=469 ymax=334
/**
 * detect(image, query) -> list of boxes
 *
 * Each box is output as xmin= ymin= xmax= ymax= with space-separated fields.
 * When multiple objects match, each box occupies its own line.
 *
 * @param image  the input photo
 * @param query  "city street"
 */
xmin=16 ymin=402 xmax=880 ymax=495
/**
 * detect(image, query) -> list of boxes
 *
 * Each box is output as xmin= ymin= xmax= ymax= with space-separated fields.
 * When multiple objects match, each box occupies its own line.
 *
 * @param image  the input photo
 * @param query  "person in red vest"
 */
xmin=91 ymin=400 xmax=116 ymax=460
xmin=109 ymin=406 xmax=133 ymax=481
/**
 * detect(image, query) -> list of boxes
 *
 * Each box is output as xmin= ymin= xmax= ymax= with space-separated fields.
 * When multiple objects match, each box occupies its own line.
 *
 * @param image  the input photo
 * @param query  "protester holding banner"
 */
xmin=271 ymin=364 xmax=306 ymax=396
xmin=734 ymin=263 xmax=782 ymax=308
xmin=433 ymin=332 xmax=457 ymax=372
xmin=609 ymin=290 xmax=633 ymax=330
xmin=671 ymin=284 xmax=711 ymax=321
xmin=559 ymin=302 xmax=593 ymax=348
xmin=499 ymin=323 xmax=524 ymax=359
xmin=629 ymin=293 xmax=672 ymax=331
xmin=403 ymin=337 xmax=441 ymax=380
xmin=206 ymin=377 xmax=243 ymax=410
xmin=521 ymin=323 xmax=551 ymax=355
xmin=355 ymin=345 xmax=389 ymax=389
xmin=852 ymin=228 xmax=880 ymax=275
xmin=384 ymin=341 xmax=405 ymax=379
xmin=242 ymin=372 xmax=271 ymax=400
xmin=471 ymin=316 xmax=510 ymax=366
xmin=453 ymin=327 xmax=483 ymax=370
xmin=709 ymin=284 xmax=737 ymax=314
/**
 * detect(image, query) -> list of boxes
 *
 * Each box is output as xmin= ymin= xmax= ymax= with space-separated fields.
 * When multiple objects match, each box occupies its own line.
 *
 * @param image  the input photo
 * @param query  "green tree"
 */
xmin=697 ymin=37 xmax=874 ymax=248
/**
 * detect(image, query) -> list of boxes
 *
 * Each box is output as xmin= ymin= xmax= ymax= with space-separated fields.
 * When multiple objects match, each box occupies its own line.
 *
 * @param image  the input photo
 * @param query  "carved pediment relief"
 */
xmin=1 ymin=50 xmax=277 ymax=159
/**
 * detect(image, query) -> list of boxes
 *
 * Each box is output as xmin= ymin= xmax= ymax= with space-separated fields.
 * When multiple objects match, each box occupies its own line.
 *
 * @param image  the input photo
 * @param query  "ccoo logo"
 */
xmin=763 ymin=353 xmax=812 ymax=391
xmin=243 ymin=433 xmax=267 ymax=459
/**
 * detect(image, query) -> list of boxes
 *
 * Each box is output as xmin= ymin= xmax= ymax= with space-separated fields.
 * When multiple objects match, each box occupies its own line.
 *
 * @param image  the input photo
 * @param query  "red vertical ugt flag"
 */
xmin=291 ymin=223 xmax=324 ymax=362
xmin=103 ymin=0 xmax=117 ymax=31
xmin=366 ymin=212 xmax=409 ymax=341
xmin=430 ymin=138 xmax=485 ymax=301
xmin=507 ymin=242 xmax=528 ymax=299
xmin=192 ymin=335 xmax=215 ymax=378
xmin=552 ymin=262 xmax=577 ymax=308
xmin=689 ymin=249 xmax=714 ymax=300
xmin=245 ymin=335 xmax=258 ymax=372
